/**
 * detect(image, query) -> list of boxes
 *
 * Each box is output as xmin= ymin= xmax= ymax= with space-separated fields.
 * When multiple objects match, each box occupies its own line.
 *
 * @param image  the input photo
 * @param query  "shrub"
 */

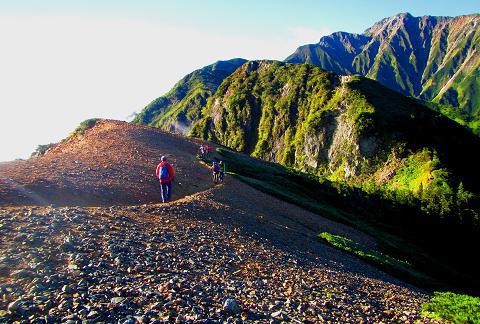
xmin=70 ymin=118 xmax=99 ymax=138
xmin=31 ymin=143 xmax=56 ymax=157
xmin=422 ymin=292 xmax=480 ymax=322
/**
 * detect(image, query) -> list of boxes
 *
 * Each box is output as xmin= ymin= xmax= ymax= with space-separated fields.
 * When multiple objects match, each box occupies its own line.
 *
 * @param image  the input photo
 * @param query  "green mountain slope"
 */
xmin=286 ymin=13 xmax=480 ymax=134
xmin=133 ymin=58 xmax=247 ymax=133
xmin=189 ymin=61 xmax=480 ymax=288
xmin=191 ymin=61 xmax=480 ymax=218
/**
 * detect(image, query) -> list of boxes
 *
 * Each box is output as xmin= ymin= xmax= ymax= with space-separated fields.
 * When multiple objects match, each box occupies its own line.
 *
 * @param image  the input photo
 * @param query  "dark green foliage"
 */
xmin=192 ymin=62 xmax=480 ymax=224
xmin=195 ymin=61 xmax=347 ymax=169
xmin=189 ymin=63 xmax=480 ymax=277
xmin=286 ymin=13 xmax=480 ymax=133
xmin=422 ymin=292 xmax=480 ymax=322
xmin=347 ymin=77 xmax=480 ymax=194
xmin=425 ymin=101 xmax=480 ymax=136
xmin=190 ymin=117 xmax=216 ymax=142
xmin=31 ymin=143 xmax=56 ymax=157
xmin=133 ymin=58 xmax=247 ymax=133
xmin=138 ymin=56 xmax=480 ymax=291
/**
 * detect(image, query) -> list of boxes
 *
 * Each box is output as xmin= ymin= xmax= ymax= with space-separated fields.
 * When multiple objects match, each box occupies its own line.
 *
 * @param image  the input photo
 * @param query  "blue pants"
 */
xmin=160 ymin=182 xmax=172 ymax=203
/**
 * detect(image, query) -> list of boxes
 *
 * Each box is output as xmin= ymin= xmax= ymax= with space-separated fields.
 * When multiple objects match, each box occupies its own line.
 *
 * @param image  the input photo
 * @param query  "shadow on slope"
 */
xmin=216 ymin=147 xmax=480 ymax=295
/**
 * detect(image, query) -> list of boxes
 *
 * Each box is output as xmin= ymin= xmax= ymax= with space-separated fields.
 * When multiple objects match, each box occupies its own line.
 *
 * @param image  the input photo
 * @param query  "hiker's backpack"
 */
xmin=213 ymin=162 xmax=220 ymax=172
xmin=159 ymin=164 xmax=170 ymax=180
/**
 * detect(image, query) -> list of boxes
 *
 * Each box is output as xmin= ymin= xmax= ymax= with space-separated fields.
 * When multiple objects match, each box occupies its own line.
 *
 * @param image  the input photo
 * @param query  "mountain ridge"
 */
xmin=286 ymin=12 xmax=480 ymax=133
xmin=192 ymin=61 xmax=479 ymax=176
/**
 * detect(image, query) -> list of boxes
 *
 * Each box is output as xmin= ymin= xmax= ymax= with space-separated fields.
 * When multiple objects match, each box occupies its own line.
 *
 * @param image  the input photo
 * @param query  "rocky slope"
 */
xmin=286 ymin=13 xmax=480 ymax=133
xmin=190 ymin=61 xmax=480 ymax=201
xmin=0 ymin=120 xmax=431 ymax=322
xmin=133 ymin=58 xmax=247 ymax=133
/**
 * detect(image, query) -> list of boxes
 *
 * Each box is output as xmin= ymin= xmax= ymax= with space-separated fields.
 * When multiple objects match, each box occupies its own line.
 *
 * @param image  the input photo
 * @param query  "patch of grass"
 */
xmin=389 ymin=149 xmax=433 ymax=192
xmin=318 ymin=232 xmax=433 ymax=285
xmin=422 ymin=292 xmax=480 ymax=322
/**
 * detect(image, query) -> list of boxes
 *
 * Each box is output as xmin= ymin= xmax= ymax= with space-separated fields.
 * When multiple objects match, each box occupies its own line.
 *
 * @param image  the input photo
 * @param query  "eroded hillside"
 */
xmin=0 ymin=120 xmax=431 ymax=322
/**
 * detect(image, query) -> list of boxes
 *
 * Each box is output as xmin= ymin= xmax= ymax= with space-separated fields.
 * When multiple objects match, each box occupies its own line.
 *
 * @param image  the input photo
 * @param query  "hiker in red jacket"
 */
xmin=155 ymin=156 xmax=175 ymax=203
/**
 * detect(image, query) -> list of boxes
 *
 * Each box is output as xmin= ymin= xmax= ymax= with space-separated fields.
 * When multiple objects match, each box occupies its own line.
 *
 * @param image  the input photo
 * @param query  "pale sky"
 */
xmin=0 ymin=1 xmax=478 ymax=161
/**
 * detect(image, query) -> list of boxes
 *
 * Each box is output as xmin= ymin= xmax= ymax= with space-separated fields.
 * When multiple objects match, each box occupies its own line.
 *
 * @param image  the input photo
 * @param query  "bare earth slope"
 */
xmin=0 ymin=120 xmax=212 ymax=206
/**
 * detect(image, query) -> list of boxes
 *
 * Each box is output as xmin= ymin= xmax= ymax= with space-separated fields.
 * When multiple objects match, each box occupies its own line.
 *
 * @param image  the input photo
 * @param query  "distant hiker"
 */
xmin=199 ymin=145 xmax=206 ymax=159
xmin=155 ymin=156 xmax=175 ymax=203
xmin=212 ymin=160 xmax=220 ymax=184
xmin=271 ymin=151 xmax=276 ymax=163
xmin=205 ymin=144 xmax=211 ymax=157
xmin=219 ymin=160 xmax=225 ymax=182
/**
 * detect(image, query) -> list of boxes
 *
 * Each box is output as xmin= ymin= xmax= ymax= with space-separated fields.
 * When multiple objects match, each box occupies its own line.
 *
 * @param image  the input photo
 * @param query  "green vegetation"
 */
xmin=389 ymin=149 xmax=433 ymax=192
xmin=136 ymin=55 xmax=480 ymax=293
xmin=70 ymin=118 xmax=99 ymax=138
xmin=422 ymin=292 xmax=480 ymax=322
xmin=192 ymin=61 xmax=377 ymax=177
xmin=317 ymin=232 xmax=432 ymax=285
xmin=133 ymin=58 xmax=247 ymax=133
xmin=425 ymin=101 xmax=480 ymax=136
xmin=31 ymin=143 xmax=56 ymax=157
xmin=191 ymin=62 xmax=480 ymax=232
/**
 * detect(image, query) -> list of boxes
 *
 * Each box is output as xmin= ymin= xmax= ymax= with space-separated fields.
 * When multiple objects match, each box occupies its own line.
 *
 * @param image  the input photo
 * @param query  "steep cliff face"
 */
xmin=191 ymin=61 xmax=480 ymax=194
xmin=133 ymin=58 xmax=247 ymax=133
xmin=286 ymin=13 xmax=480 ymax=133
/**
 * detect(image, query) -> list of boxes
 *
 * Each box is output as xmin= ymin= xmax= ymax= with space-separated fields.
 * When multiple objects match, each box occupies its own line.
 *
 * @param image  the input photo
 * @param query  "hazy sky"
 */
xmin=0 ymin=1 xmax=478 ymax=161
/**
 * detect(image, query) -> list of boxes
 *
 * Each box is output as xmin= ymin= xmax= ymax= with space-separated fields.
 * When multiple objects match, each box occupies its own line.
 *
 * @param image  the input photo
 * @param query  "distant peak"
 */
xmin=397 ymin=12 xmax=413 ymax=18
xmin=389 ymin=12 xmax=414 ymax=22
xmin=364 ymin=12 xmax=416 ymax=35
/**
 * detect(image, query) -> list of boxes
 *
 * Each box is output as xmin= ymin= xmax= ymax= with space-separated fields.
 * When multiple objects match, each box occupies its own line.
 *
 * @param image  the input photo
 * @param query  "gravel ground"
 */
xmin=0 ymin=180 xmax=431 ymax=323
